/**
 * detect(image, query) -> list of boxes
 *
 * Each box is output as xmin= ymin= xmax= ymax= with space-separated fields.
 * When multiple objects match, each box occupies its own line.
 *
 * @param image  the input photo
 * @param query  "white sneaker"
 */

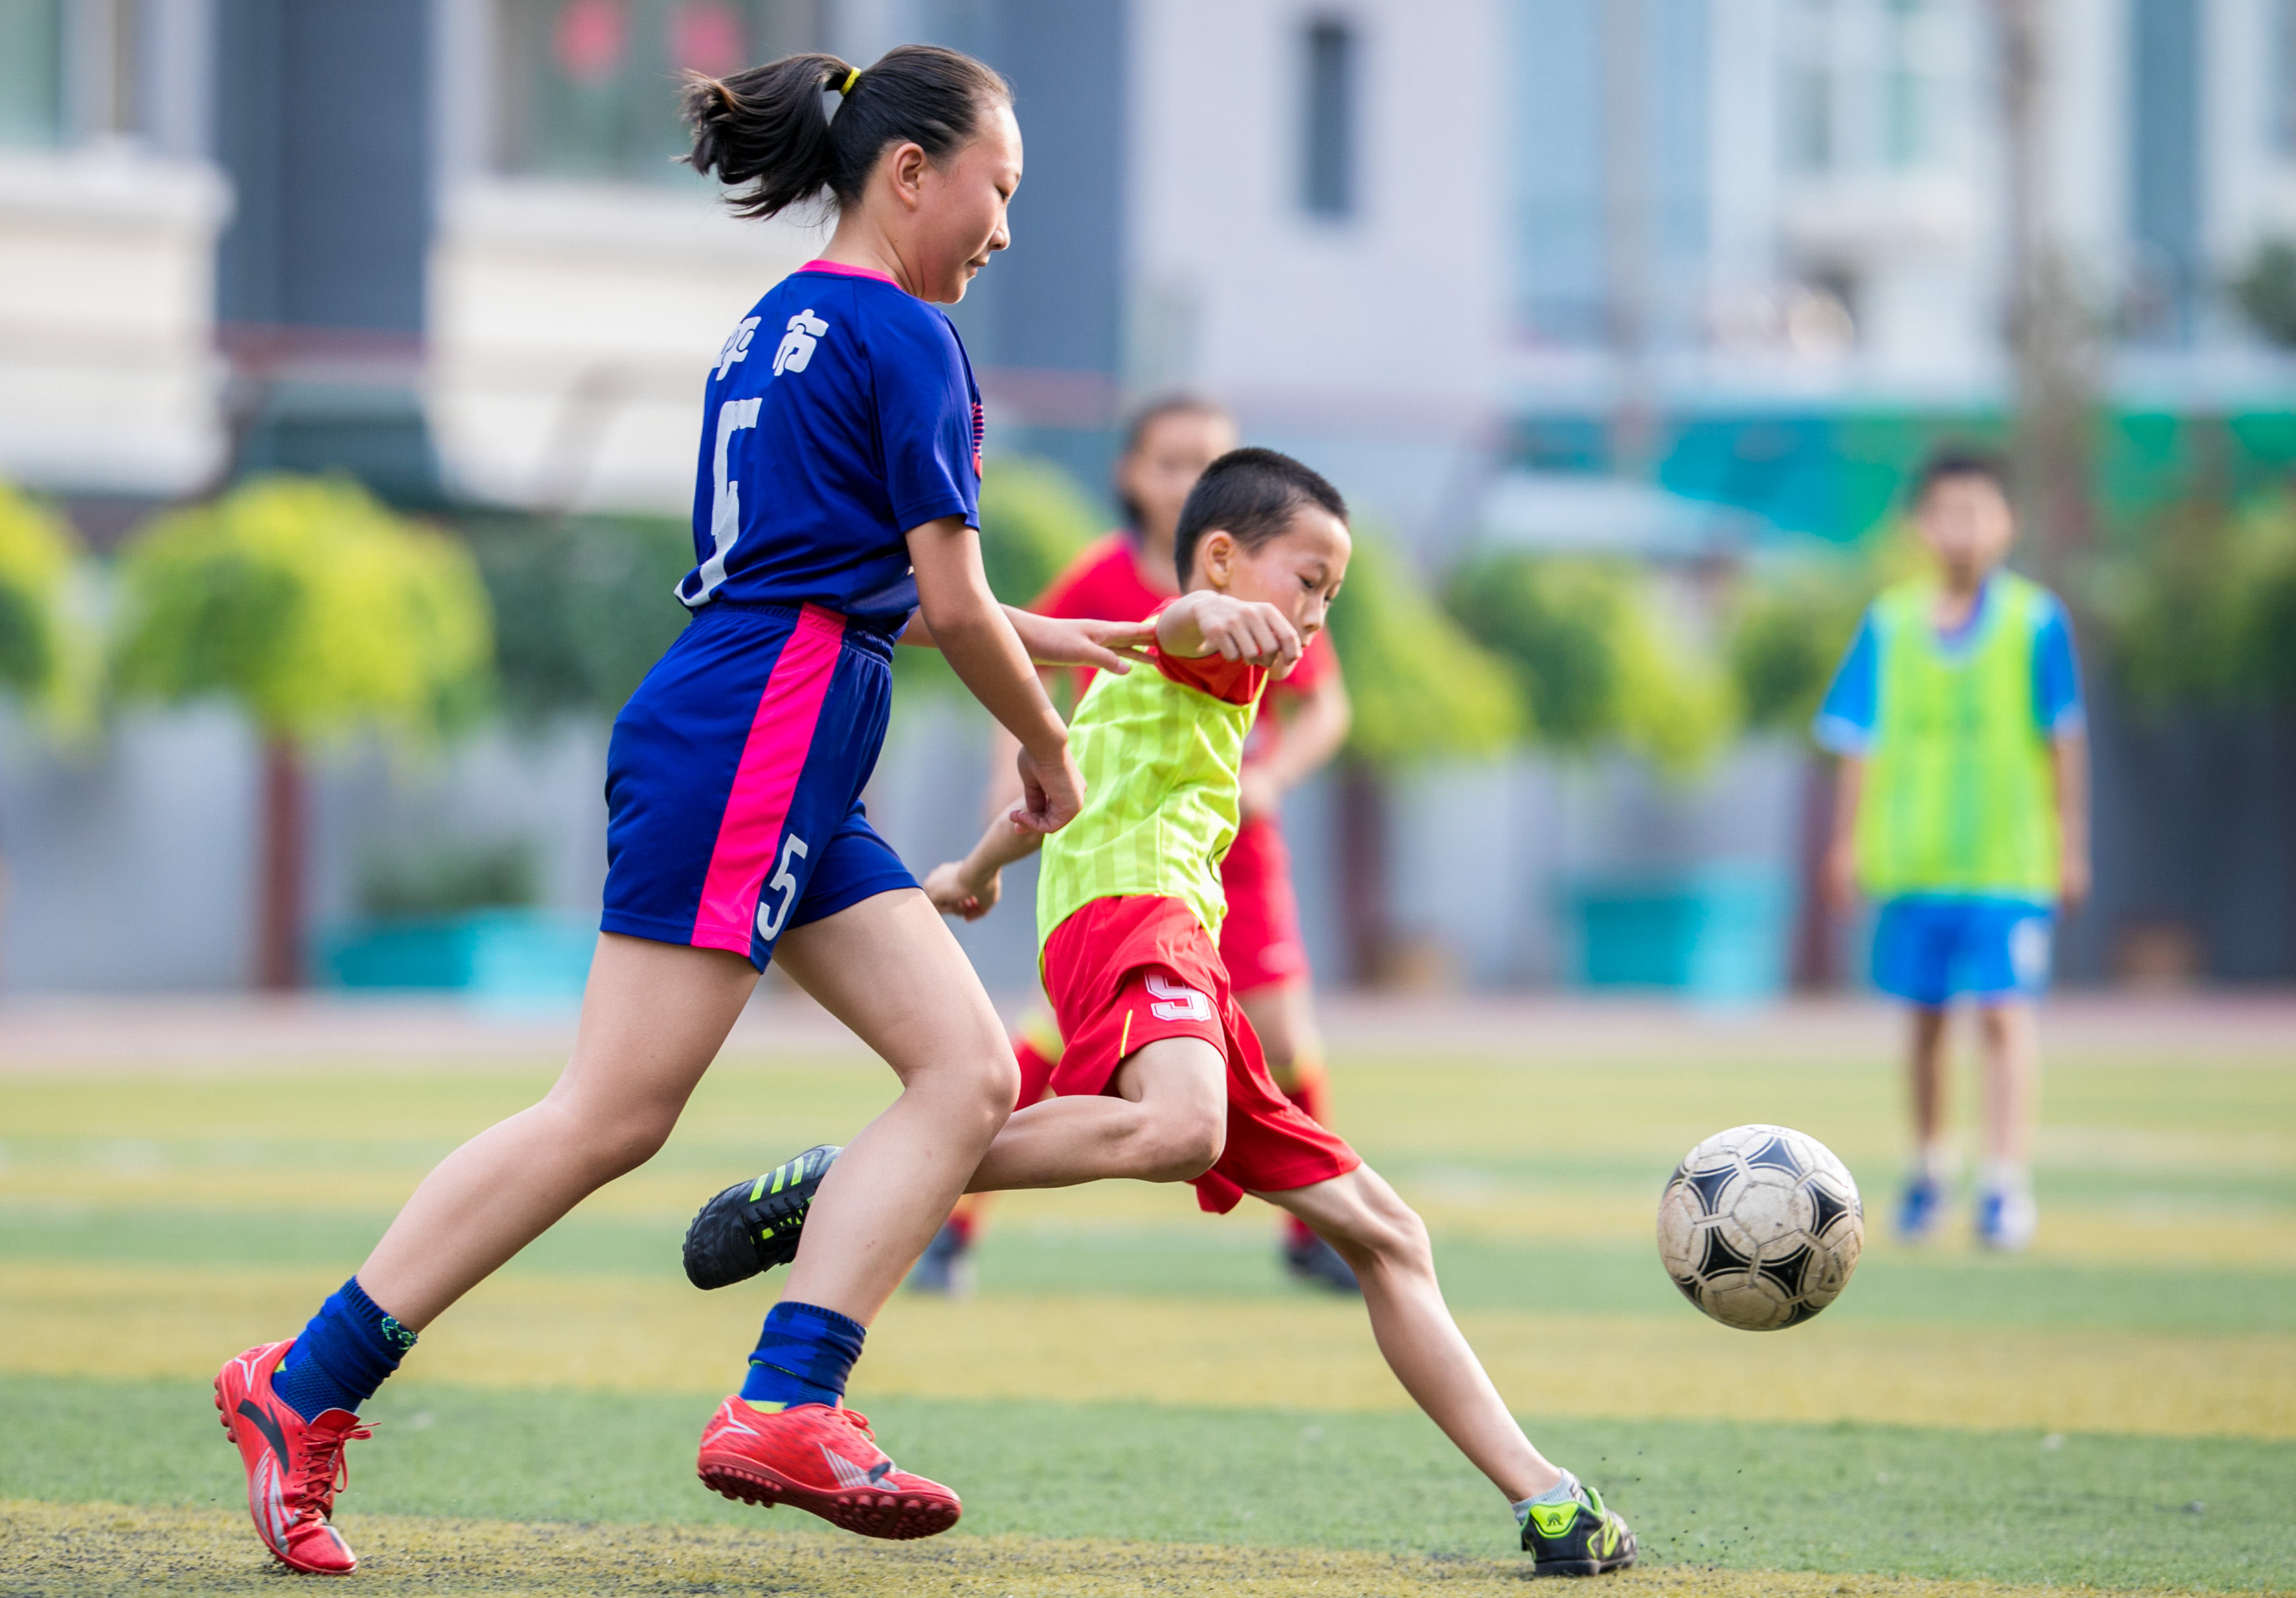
xmin=1976 ymin=1186 xmax=2037 ymax=1250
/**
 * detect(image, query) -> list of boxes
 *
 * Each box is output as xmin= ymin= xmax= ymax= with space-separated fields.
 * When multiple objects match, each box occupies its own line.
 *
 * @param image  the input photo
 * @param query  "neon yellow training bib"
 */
xmin=1855 ymin=572 xmax=2061 ymax=900
xmin=1036 ymin=654 xmax=1262 ymax=950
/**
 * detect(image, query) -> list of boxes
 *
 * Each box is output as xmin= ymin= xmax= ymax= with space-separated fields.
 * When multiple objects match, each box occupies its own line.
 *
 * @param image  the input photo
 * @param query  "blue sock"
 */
xmin=739 ymin=1300 xmax=866 ymax=1409
xmin=273 ymin=1277 xmax=418 ymax=1421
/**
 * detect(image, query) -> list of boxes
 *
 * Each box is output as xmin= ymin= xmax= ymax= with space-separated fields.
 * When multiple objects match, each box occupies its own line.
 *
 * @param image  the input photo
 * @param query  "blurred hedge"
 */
xmin=460 ymin=513 xmax=694 ymax=722
xmin=1445 ymin=552 xmax=1733 ymax=775
xmin=115 ymin=476 xmax=491 ymax=743
xmin=0 ymin=481 xmax=89 ymax=728
xmin=2086 ymin=492 xmax=2296 ymax=714
xmin=1326 ymin=535 xmax=1523 ymax=768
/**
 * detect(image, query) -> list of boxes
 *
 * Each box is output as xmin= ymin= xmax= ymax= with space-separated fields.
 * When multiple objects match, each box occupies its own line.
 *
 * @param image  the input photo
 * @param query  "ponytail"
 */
xmin=682 ymin=44 xmax=1012 ymax=222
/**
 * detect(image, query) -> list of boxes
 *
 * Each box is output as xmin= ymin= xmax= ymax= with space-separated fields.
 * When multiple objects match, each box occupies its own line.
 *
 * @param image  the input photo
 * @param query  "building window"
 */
xmin=496 ymin=0 xmax=821 ymax=185
xmin=1300 ymin=17 xmax=1357 ymax=219
xmin=1783 ymin=0 xmax=1950 ymax=176
xmin=2275 ymin=0 xmax=2296 ymax=156
xmin=0 ymin=0 xmax=67 ymax=149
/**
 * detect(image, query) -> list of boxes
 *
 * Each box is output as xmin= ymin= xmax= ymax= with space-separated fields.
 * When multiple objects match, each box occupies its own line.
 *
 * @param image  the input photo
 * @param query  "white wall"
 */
xmin=0 ymin=147 xmax=230 ymax=497
xmin=1126 ymin=0 xmax=1511 ymax=537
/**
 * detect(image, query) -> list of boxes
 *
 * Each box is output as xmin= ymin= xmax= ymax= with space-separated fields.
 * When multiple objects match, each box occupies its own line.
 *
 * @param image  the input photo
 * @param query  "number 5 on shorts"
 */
xmin=754 ymin=833 xmax=810 ymax=941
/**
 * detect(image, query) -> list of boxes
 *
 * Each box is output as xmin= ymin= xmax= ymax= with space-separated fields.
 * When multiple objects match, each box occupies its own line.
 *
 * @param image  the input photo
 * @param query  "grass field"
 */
xmin=3 ymin=1007 xmax=2292 ymax=1595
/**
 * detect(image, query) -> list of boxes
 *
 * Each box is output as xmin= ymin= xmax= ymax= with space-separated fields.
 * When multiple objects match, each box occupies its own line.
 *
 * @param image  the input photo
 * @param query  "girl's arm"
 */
xmin=907 ymin=516 xmax=1082 ymax=833
xmin=902 ymin=605 xmax=1154 ymax=675
xmin=1240 ymin=673 xmax=1351 ymax=819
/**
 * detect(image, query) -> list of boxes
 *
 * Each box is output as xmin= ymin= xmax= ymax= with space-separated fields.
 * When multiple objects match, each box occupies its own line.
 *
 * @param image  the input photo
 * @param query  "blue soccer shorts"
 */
xmin=1871 ymin=895 xmax=2054 ymax=1008
xmin=602 ymin=601 xmax=915 ymax=971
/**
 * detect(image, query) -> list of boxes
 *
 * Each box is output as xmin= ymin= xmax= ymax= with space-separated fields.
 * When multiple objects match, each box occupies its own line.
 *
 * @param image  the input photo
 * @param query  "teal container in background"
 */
xmin=314 ymin=910 xmax=596 ymax=1003
xmin=1565 ymin=864 xmax=1795 ymax=1002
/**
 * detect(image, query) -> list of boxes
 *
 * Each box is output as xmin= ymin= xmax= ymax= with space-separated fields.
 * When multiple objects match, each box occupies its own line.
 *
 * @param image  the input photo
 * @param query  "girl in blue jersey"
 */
xmin=214 ymin=45 xmax=1146 ymax=1571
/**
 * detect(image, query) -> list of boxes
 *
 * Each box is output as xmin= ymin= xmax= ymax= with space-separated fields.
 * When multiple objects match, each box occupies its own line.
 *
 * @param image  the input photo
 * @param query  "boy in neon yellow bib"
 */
xmin=1816 ymin=448 xmax=2091 ymax=1251
xmin=685 ymin=450 xmax=1638 ymax=1574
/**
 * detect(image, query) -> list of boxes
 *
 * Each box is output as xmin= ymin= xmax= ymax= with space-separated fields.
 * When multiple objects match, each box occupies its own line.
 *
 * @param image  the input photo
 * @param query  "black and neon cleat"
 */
xmin=682 ymin=1145 xmax=841 ymax=1289
xmin=1520 ymin=1481 xmax=1636 ymax=1577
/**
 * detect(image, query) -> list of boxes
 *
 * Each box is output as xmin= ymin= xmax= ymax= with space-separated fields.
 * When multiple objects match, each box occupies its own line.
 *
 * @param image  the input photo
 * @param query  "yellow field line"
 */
xmin=4 ymin=1500 xmax=2269 ymax=1598
xmin=6 ymin=1262 xmax=2293 ymax=1439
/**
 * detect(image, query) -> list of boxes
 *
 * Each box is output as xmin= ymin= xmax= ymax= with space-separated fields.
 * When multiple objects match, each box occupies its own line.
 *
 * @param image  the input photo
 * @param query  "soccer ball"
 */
xmin=1656 ymin=1124 xmax=1863 ymax=1331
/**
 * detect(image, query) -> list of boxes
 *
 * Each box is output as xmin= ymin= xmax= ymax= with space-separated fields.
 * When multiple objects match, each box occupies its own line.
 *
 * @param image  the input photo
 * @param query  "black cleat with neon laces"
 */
xmin=1520 ymin=1481 xmax=1637 ymax=1577
xmin=682 ymin=1145 xmax=841 ymax=1289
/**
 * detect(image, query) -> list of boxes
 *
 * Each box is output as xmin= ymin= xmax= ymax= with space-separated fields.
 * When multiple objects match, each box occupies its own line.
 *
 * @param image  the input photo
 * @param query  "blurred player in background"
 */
xmin=913 ymin=396 xmax=1358 ymax=1294
xmin=1817 ymin=447 xmax=2091 ymax=1251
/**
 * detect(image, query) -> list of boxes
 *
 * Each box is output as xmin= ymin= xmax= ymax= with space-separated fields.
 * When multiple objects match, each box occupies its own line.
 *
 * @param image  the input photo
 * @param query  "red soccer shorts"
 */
xmin=1040 ymin=895 xmax=1359 ymax=1213
xmin=1218 ymin=815 xmax=1310 ymax=995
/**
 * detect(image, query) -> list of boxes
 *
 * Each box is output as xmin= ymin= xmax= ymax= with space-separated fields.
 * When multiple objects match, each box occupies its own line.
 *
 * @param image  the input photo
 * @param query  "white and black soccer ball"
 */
xmin=1656 ymin=1124 xmax=1863 ymax=1331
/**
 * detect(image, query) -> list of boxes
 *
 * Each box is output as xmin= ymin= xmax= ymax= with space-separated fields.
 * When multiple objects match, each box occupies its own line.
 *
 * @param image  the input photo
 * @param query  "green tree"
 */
xmin=0 ymin=481 xmax=94 ymax=730
xmin=1446 ymin=552 xmax=1735 ymax=776
xmin=461 ymin=513 xmax=693 ymax=723
xmin=1325 ymin=533 xmax=1522 ymax=766
xmin=2087 ymin=491 xmax=2296 ymax=714
xmin=114 ymin=476 xmax=493 ymax=986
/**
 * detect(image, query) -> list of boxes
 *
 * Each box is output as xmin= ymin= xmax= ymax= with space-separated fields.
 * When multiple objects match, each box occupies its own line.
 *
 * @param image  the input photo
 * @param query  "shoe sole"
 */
xmin=213 ymin=1367 xmax=358 ymax=1576
xmin=1531 ymin=1554 xmax=1637 ymax=1576
xmin=698 ymin=1456 xmax=960 ymax=1540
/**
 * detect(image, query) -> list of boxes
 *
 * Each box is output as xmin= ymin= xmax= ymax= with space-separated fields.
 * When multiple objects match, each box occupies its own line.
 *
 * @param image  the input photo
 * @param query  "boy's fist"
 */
xmin=923 ymin=859 xmax=1000 ymax=921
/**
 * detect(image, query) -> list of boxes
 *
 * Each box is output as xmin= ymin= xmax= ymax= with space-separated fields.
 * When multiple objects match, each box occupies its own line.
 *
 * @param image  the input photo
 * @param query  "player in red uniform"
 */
xmin=911 ymin=397 xmax=1358 ymax=1293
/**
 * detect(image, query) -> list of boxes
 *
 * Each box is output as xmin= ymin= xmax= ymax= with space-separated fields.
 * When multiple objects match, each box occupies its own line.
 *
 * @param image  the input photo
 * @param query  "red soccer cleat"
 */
xmin=214 ymin=1340 xmax=372 ymax=1575
xmin=696 ymin=1396 xmax=961 ymax=1539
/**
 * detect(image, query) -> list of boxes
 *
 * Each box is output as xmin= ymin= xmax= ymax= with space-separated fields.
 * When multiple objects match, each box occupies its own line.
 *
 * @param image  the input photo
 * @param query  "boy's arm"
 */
xmin=2053 ymin=729 xmax=2091 ymax=913
xmin=921 ymin=808 xmax=1045 ymax=923
xmin=1156 ymin=590 xmax=1301 ymax=669
xmin=1821 ymin=756 xmax=1865 ymax=917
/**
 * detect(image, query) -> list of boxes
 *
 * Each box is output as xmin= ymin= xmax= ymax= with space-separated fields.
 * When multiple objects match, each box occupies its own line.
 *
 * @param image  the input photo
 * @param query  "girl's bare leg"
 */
xmin=1262 ymin=1167 xmax=1564 ymax=1504
xmin=359 ymin=934 xmax=759 ymax=1328
xmin=769 ymin=890 xmax=1020 ymax=1323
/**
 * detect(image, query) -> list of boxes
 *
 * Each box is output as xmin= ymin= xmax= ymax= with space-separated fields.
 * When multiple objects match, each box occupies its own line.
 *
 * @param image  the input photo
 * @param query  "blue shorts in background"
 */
xmin=1872 ymin=895 xmax=2054 ymax=1008
xmin=602 ymin=601 xmax=916 ymax=972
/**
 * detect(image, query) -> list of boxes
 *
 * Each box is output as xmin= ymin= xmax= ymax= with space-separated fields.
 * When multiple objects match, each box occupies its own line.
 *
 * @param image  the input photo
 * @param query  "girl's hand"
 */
xmin=1013 ymin=740 xmax=1085 ymax=834
xmin=1006 ymin=610 xmax=1157 ymax=673
xmin=1161 ymin=592 xmax=1301 ymax=670
xmin=923 ymin=858 xmax=1001 ymax=920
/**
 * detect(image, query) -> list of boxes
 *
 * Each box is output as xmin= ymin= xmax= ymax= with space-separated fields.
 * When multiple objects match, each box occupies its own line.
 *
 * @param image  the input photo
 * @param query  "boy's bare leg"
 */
xmin=1908 ymin=1003 xmax=1952 ymax=1159
xmin=1975 ymin=1001 xmax=2039 ymax=1168
xmin=963 ymin=1037 xmax=1230 ymax=1191
xmin=1260 ymin=1168 xmax=1563 ymax=1504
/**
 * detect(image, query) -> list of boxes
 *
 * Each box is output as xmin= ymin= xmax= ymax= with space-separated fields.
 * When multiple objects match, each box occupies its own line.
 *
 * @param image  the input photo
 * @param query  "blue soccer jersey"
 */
xmin=677 ymin=260 xmax=985 ymax=629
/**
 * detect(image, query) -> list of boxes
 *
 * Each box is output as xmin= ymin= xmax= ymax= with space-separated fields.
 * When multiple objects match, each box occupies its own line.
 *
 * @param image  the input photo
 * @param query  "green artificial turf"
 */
xmin=3 ymin=1374 xmax=2288 ymax=1592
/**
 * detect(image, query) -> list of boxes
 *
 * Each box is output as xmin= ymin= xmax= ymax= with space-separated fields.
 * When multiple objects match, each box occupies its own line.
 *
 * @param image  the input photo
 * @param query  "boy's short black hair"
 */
xmin=1174 ymin=448 xmax=1349 ymax=584
xmin=1909 ymin=445 xmax=2012 ymax=508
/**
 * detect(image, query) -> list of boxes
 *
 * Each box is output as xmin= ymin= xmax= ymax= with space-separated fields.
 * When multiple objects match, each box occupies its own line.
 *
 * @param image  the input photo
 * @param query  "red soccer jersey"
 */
xmin=1034 ymin=533 xmax=1339 ymax=765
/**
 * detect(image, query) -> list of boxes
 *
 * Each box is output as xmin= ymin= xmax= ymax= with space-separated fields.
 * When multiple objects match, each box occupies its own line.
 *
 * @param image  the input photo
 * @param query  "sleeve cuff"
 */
xmin=1811 ymin=714 xmax=1874 ymax=756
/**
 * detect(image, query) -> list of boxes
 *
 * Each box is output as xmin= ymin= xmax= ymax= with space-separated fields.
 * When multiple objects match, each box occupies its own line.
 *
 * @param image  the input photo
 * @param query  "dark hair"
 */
xmin=1174 ymin=448 xmax=1349 ymax=584
xmin=1908 ymin=444 xmax=2012 ymax=508
xmin=1115 ymin=393 xmax=1233 ymax=529
xmin=683 ymin=45 xmax=1012 ymax=221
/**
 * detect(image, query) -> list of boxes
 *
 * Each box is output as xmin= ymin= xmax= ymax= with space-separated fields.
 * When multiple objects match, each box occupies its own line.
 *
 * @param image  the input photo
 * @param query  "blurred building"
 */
xmin=10 ymin=1 xmax=2296 ymax=526
xmin=2 ymin=0 xmax=2292 ymax=989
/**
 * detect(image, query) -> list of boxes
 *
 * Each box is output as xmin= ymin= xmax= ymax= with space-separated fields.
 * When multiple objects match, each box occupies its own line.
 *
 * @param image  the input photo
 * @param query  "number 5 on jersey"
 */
xmin=756 ymin=833 xmax=810 ymax=941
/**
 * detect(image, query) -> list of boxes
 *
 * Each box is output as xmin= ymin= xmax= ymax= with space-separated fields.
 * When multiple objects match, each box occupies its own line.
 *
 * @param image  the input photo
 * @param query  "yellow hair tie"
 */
xmin=839 ymin=67 xmax=860 ymax=96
